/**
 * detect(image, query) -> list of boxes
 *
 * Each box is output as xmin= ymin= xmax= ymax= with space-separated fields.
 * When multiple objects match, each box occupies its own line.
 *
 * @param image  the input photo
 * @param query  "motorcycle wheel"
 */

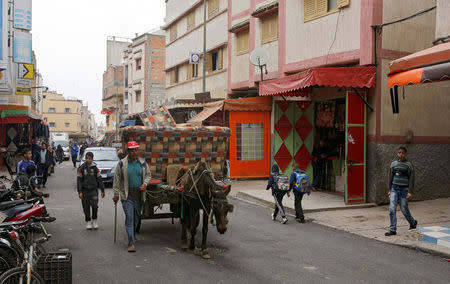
xmin=0 ymin=267 xmax=45 ymax=284
xmin=0 ymin=249 xmax=17 ymax=275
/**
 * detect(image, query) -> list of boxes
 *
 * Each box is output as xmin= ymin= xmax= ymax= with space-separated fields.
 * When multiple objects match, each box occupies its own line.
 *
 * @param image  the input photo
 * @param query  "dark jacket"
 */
xmin=266 ymin=164 xmax=284 ymax=195
xmin=77 ymin=162 xmax=105 ymax=194
xmin=56 ymin=145 xmax=64 ymax=154
xmin=312 ymin=144 xmax=327 ymax=163
xmin=37 ymin=149 xmax=55 ymax=167
xmin=11 ymin=173 xmax=42 ymax=197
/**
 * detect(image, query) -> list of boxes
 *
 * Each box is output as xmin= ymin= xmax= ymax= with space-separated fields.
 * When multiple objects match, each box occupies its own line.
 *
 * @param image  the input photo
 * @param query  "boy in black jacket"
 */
xmin=77 ymin=152 xmax=105 ymax=230
xmin=266 ymin=164 xmax=290 ymax=224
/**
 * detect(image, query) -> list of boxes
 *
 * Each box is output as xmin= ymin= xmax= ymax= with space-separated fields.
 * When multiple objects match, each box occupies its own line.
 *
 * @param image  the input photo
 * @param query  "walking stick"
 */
xmin=114 ymin=202 xmax=117 ymax=243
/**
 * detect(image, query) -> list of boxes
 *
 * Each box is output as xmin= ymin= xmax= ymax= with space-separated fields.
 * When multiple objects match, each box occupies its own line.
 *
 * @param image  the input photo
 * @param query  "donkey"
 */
xmin=177 ymin=162 xmax=233 ymax=259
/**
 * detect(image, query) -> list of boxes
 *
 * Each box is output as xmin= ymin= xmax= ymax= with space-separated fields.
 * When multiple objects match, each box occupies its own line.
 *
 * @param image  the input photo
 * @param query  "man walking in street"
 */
xmin=289 ymin=163 xmax=311 ymax=223
xmin=385 ymin=146 xmax=418 ymax=236
xmin=71 ymin=142 xmax=79 ymax=168
xmin=56 ymin=144 xmax=64 ymax=164
xmin=112 ymin=141 xmax=151 ymax=252
xmin=37 ymin=143 xmax=55 ymax=188
xmin=77 ymin=152 xmax=105 ymax=230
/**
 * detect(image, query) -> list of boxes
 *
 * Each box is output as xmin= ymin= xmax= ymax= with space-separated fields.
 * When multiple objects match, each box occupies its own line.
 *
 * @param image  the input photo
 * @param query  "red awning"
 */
xmin=259 ymin=66 xmax=376 ymax=96
xmin=223 ymin=96 xmax=272 ymax=112
xmin=388 ymin=61 xmax=450 ymax=88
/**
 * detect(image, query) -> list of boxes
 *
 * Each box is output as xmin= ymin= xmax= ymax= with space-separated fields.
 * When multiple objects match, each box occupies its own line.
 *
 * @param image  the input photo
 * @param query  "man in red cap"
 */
xmin=112 ymin=141 xmax=151 ymax=252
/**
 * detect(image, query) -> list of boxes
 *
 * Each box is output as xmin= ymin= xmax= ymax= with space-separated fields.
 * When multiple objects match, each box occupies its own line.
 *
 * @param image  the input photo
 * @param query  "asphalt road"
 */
xmin=40 ymin=162 xmax=449 ymax=284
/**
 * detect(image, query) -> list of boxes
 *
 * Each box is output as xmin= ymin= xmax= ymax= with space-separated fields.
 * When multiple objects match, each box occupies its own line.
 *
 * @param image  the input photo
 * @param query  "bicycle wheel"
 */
xmin=0 ymin=249 xmax=18 ymax=275
xmin=0 ymin=267 xmax=44 ymax=284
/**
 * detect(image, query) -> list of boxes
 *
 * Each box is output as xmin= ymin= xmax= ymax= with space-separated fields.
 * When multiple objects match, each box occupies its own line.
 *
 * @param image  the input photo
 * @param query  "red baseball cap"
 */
xmin=127 ymin=141 xmax=139 ymax=149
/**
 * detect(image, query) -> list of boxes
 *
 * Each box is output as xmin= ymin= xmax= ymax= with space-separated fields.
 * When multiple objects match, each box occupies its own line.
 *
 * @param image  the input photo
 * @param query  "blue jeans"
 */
xmin=389 ymin=185 xmax=416 ymax=232
xmin=121 ymin=199 xmax=141 ymax=246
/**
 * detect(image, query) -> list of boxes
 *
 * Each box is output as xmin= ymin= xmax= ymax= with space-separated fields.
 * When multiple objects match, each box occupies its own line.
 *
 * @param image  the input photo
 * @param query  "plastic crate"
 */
xmin=36 ymin=252 xmax=72 ymax=284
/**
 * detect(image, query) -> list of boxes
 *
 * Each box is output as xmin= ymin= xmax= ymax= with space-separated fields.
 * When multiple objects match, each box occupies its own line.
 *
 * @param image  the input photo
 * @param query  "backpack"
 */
xmin=293 ymin=171 xmax=311 ymax=194
xmin=274 ymin=174 xmax=290 ymax=191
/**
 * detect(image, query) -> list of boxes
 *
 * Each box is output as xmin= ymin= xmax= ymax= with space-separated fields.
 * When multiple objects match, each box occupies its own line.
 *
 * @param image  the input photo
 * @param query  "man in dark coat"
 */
xmin=37 ymin=143 xmax=55 ymax=188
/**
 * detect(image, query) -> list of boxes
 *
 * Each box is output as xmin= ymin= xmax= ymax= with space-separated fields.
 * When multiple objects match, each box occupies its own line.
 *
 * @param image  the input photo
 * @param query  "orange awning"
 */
xmin=388 ymin=61 xmax=450 ymax=88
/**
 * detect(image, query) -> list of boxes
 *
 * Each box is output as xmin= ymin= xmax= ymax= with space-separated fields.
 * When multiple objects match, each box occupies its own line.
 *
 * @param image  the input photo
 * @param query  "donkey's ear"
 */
xmin=223 ymin=184 xmax=231 ymax=196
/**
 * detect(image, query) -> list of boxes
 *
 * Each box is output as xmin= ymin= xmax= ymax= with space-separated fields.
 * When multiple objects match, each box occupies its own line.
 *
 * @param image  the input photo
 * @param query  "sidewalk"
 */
xmin=229 ymin=179 xmax=450 ymax=258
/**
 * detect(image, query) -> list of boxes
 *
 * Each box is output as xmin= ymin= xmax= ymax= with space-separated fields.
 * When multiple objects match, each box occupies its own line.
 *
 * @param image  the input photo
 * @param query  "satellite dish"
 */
xmin=250 ymin=48 xmax=269 ymax=66
xmin=250 ymin=48 xmax=269 ymax=82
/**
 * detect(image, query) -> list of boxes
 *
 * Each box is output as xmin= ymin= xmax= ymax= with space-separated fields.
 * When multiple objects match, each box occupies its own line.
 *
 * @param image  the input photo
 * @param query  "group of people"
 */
xmin=266 ymin=144 xmax=417 ymax=238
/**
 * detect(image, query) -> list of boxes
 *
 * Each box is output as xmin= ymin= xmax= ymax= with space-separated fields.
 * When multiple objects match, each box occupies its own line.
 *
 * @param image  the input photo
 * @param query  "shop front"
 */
xmin=260 ymin=67 xmax=375 ymax=204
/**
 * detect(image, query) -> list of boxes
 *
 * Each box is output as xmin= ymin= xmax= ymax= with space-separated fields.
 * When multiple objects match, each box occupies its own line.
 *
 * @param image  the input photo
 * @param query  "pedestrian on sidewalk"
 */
xmin=77 ymin=152 xmax=105 ymax=230
xmin=385 ymin=146 xmax=418 ymax=236
xmin=289 ymin=163 xmax=311 ymax=223
xmin=56 ymin=144 xmax=64 ymax=164
xmin=37 ymin=143 xmax=55 ymax=188
xmin=266 ymin=164 xmax=290 ymax=224
xmin=17 ymin=148 xmax=36 ymax=175
xmin=70 ymin=142 xmax=79 ymax=168
xmin=112 ymin=141 xmax=151 ymax=252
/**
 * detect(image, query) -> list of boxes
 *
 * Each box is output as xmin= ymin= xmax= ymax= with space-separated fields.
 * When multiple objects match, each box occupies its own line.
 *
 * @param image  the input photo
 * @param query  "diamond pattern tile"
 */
xmin=296 ymin=101 xmax=312 ymax=113
xmin=294 ymin=144 xmax=311 ymax=171
xmin=295 ymin=115 xmax=313 ymax=141
xmin=274 ymin=144 xmax=292 ymax=172
xmin=7 ymin=127 xmax=17 ymax=139
xmin=276 ymin=101 xmax=291 ymax=113
xmin=275 ymin=115 xmax=292 ymax=141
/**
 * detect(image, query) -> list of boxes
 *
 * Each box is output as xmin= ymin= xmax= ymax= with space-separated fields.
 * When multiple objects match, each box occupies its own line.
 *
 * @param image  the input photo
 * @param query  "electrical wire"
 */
xmin=325 ymin=8 xmax=342 ymax=65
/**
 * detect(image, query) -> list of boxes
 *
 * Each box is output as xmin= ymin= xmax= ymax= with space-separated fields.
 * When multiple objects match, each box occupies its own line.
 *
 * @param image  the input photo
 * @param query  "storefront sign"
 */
xmin=16 ymin=86 xmax=31 ymax=96
xmin=13 ymin=31 xmax=32 ymax=64
xmin=13 ymin=0 xmax=32 ymax=30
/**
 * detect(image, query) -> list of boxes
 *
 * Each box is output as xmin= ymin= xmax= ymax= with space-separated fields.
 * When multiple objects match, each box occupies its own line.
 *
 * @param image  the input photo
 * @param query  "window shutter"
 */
xmin=187 ymin=64 xmax=192 ymax=80
xmin=205 ymin=53 xmax=212 ymax=72
xmin=338 ymin=0 xmax=350 ymax=8
xmin=316 ymin=0 xmax=327 ymax=15
xmin=187 ymin=12 xmax=195 ymax=30
xmin=218 ymin=49 xmax=223 ymax=70
xmin=270 ymin=14 xmax=278 ymax=40
xmin=304 ymin=0 xmax=316 ymax=22
xmin=170 ymin=70 xmax=175 ymax=85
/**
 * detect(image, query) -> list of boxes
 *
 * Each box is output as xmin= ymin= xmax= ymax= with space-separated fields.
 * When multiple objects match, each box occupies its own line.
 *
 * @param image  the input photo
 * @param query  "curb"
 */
xmin=235 ymin=191 xmax=376 ymax=213
xmin=231 ymin=193 xmax=450 ymax=259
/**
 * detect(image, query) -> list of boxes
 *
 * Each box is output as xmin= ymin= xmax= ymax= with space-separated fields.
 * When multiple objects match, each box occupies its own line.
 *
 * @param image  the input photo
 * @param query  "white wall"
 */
xmin=106 ymin=40 xmax=129 ymax=67
xmin=231 ymin=0 xmax=249 ymax=15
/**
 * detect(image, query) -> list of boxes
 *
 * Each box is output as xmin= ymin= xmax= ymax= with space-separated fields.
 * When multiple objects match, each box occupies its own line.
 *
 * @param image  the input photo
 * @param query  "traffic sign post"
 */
xmin=16 ymin=86 xmax=31 ymax=95
xmin=17 ymin=63 xmax=33 ymax=79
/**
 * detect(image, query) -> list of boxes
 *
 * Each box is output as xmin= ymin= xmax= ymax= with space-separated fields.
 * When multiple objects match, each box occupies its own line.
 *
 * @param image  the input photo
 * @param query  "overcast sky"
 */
xmin=32 ymin=0 xmax=166 ymax=123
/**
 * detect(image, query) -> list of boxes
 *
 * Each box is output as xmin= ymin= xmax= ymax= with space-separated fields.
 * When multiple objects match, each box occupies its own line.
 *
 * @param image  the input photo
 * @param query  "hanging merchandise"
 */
xmin=316 ymin=101 xmax=335 ymax=128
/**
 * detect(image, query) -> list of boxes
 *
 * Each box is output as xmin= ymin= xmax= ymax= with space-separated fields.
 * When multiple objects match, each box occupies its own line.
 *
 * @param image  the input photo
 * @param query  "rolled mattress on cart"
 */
xmin=120 ymin=125 xmax=231 ymax=181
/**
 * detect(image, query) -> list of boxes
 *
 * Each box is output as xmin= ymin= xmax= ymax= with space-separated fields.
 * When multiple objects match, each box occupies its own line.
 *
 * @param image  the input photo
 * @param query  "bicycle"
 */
xmin=0 ymin=218 xmax=52 ymax=284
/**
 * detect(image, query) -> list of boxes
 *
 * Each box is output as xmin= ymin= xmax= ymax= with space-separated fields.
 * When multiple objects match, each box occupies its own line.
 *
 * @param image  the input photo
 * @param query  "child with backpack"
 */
xmin=266 ymin=164 xmax=290 ymax=224
xmin=289 ymin=163 xmax=312 ymax=223
xmin=77 ymin=152 xmax=105 ymax=230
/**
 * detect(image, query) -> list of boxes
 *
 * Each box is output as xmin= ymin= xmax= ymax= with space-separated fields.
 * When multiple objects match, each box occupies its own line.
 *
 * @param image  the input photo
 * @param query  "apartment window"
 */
xmin=170 ymin=25 xmax=177 ymax=42
xmin=187 ymin=64 xmax=198 ymax=80
xmin=206 ymin=49 xmax=223 ymax=72
xmin=304 ymin=0 xmax=349 ymax=22
xmin=261 ymin=13 xmax=278 ymax=44
xmin=49 ymin=122 xmax=56 ymax=128
xmin=236 ymin=123 xmax=264 ymax=161
xmin=236 ymin=29 xmax=249 ymax=55
xmin=136 ymin=58 xmax=142 ymax=70
xmin=208 ymin=0 xmax=219 ymax=18
xmin=48 ymin=108 xmax=56 ymax=113
xmin=125 ymin=65 xmax=128 ymax=86
xmin=170 ymin=67 xmax=179 ymax=84
xmin=187 ymin=11 xmax=195 ymax=31
xmin=64 ymin=108 xmax=71 ymax=113
xmin=135 ymin=90 xmax=141 ymax=103
xmin=65 ymin=123 xmax=70 ymax=128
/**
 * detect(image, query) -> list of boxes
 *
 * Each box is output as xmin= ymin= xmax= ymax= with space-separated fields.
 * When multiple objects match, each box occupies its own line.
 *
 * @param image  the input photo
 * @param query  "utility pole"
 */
xmin=202 ymin=0 xmax=207 ymax=92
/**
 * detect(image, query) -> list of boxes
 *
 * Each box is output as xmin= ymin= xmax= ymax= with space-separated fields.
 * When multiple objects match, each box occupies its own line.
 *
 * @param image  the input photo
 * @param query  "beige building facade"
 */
xmin=42 ymin=92 xmax=82 ymax=134
xmin=163 ymin=0 xmax=228 ymax=122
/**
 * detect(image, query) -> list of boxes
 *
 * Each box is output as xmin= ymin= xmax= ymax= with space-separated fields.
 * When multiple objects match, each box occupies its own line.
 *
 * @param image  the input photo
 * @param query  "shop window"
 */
xmin=49 ymin=122 xmax=56 ymax=128
xmin=187 ymin=63 xmax=198 ymax=80
xmin=236 ymin=123 xmax=264 ymax=161
xmin=64 ymin=108 xmax=71 ymax=113
xmin=206 ymin=49 xmax=223 ymax=72
xmin=170 ymin=25 xmax=177 ymax=42
xmin=236 ymin=29 xmax=249 ymax=55
xmin=187 ymin=11 xmax=195 ymax=31
xmin=136 ymin=58 xmax=142 ymax=70
xmin=136 ymin=90 xmax=141 ymax=103
xmin=304 ymin=0 xmax=349 ymax=22
xmin=208 ymin=0 xmax=219 ymax=18
xmin=65 ymin=123 xmax=70 ymax=128
xmin=48 ymin=108 xmax=56 ymax=113
xmin=261 ymin=13 xmax=278 ymax=44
